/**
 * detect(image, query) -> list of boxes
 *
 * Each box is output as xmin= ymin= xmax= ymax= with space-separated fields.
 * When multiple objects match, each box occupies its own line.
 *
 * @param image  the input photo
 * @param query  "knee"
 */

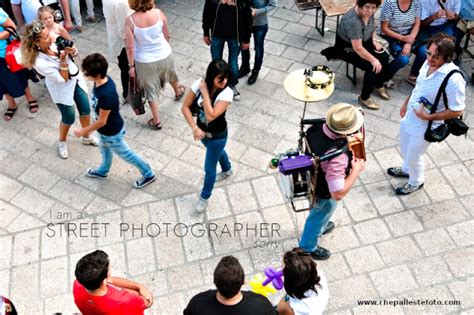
xmin=62 ymin=112 xmax=75 ymax=125
xmin=396 ymin=55 xmax=410 ymax=66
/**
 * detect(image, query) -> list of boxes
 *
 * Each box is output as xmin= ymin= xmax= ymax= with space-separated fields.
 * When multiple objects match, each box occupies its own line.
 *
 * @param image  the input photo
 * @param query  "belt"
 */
xmin=205 ymin=129 xmax=228 ymax=139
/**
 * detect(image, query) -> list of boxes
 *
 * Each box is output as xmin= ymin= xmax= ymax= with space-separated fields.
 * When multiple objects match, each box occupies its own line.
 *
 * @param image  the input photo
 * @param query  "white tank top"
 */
xmin=130 ymin=9 xmax=172 ymax=63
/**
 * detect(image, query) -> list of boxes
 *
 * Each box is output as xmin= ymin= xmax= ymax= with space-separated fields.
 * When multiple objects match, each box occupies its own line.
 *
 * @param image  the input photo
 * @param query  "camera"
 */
xmin=55 ymin=36 xmax=74 ymax=51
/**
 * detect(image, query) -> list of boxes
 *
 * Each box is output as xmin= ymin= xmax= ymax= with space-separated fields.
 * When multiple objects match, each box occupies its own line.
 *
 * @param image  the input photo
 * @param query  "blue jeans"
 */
xmin=95 ymin=128 xmax=154 ymax=178
xmin=200 ymin=136 xmax=231 ymax=200
xmin=241 ymin=24 xmax=269 ymax=72
xmin=383 ymin=36 xmax=427 ymax=79
xmin=210 ymin=36 xmax=240 ymax=86
xmin=56 ymin=84 xmax=90 ymax=125
xmin=299 ymin=198 xmax=337 ymax=252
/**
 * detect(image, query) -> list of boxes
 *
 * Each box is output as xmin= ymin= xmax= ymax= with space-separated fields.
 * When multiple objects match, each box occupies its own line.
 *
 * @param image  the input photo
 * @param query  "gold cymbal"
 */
xmin=283 ymin=68 xmax=335 ymax=102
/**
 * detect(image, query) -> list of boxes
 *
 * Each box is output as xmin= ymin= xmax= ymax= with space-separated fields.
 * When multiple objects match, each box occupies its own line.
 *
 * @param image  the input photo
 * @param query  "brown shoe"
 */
xmin=406 ymin=75 xmax=417 ymax=86
xmin=374 ymin=87 xmax=390 ymax=100
xmin=358 ymin=96 xmax=380 ymax=110
xmin=85 ymin=16 xmax=96 ymax=23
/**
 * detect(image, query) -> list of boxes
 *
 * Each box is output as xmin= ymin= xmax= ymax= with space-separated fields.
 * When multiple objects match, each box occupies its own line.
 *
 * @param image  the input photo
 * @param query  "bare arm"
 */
xmin=159 ymin=10 xmax=170 ymax=41
xmin=351 ymin=38 xmax=382 ymax=73
xmin=11 ymin=4 xmax=25 ymax=32
xmin=276 ymin=300 xmax=295 ymax=315
xmin=0 ymin=17 xmax=16 ymax=39
xmin=74 ymin=108 xmax=110 ymax=137
xmin=181 ymin=90 xmax=206 ymax=141
xmin=124 ymin=16 xmax=135 ymax=73
xmin=380 ymin=21 xmax=405 ymax=41
xmin=199 ymin=82 xmax=230 ymax=122
xmin=108 ymin=276 xmax=153 ymax=308
xmin=330 ymin=158 xmax=365 ymax=201
xmin=58 ymin=24 xmax=71 ymax=40
xmin=59 ymin=0 xmax=73 ymax=31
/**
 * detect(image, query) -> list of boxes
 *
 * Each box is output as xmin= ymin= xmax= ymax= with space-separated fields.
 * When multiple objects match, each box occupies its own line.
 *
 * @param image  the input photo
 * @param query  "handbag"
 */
xmin=127 ymin=76 xmax=146 ymax=115
xmin=424 ymin=69 xmax=468 ymax=142
xmin=4 ymin=26 xmax=25 ymax=72
xmin=190 ymin=91 xmax=201 ymax=117
xmin=40 ymin=0 xmax=64 ymax=23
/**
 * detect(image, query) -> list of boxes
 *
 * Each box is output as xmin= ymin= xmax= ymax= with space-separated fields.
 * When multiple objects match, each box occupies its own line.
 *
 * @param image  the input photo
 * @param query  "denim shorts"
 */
xmin=56 ymin=84 xmax=90 ymax=125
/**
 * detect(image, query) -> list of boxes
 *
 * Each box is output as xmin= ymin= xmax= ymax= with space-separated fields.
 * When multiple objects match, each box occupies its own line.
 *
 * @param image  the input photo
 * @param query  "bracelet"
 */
xmin=192 ymin=126 xmax=199 ymax=131
xmin=129 ymin=64 xmax=135 ymax=67
xmin=60 ymin=67 xmax=69 ymax=71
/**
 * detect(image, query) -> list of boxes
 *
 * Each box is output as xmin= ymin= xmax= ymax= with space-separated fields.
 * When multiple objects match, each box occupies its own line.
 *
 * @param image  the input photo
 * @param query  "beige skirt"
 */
xmin=136 ymin=54 xmax=178 ymax=101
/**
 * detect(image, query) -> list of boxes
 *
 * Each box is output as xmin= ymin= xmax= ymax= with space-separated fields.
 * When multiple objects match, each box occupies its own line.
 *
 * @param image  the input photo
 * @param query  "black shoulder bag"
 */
xmin=424 ymin=70 xmax=469 ymax=142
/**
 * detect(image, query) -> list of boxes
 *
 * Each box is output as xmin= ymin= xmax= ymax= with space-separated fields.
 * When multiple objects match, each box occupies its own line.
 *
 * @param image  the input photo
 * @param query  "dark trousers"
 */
xmin=241 ymin=24 xmax=268 ymax=72
xmin=117 ymin=47 xmax=129 ymax=99
xmin=342 ymin=41 xmax=390 ymax=100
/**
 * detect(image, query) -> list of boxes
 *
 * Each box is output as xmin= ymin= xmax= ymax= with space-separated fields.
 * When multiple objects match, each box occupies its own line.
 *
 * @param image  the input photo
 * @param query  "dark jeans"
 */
xmin=117 ymin=47 xmax=129 ymax=99
xmin=210 ymin=36 xmax=240 ymax=86
xmin=342 ymin=43 xmax=390 ymax=100
xmin=241 ymin=24 xmax=268 ymax=72
xmin=383 ymin=36 xmax=427 ymax=78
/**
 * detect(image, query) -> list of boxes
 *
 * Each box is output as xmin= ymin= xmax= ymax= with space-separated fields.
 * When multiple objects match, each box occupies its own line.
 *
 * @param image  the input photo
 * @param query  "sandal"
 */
xmin=406 ymin=75 xmax=417 ymax=86
xmin=175 ymin=85 xmax=185 ymax=101
xmin=28 ymin=100 xmax=39 ymax=113
xmin=3 ymin=107 xmax=17 ymax=121
xmin=147 ymin=118 xmax=162 ymax=130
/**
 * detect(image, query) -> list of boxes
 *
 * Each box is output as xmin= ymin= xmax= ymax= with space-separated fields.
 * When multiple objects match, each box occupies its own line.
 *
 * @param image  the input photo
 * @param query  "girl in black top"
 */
xmin=181 ymin=59 xmax=234 ymax=212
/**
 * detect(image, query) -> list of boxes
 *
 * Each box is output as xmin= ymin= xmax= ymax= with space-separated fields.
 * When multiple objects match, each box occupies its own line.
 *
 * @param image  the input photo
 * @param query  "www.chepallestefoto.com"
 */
xmin=357 ymin=298 xmax=461 ymax=307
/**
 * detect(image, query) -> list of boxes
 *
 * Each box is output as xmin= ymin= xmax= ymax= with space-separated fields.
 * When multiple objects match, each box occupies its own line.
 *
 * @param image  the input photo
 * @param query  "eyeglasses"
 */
xmin=425 ymin=49 xmax=441 ymax=59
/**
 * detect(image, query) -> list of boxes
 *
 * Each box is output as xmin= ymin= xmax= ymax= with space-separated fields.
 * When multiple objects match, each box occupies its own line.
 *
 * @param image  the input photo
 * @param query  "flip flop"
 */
xmin=28 ymin=100 xmax=39 ymax=113
xmin=147 ymin=118 xmax=162 ymax=130
xmin=3 ymin=107 xmax=17 ymax=121
xmin=175 ymin=85 xmax=185 ymax=101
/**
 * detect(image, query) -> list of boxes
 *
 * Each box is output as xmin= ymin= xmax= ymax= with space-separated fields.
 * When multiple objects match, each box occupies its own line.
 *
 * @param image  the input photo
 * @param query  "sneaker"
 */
xmin=358 ymin=96 xmax=380 ymax=110
xmin=406 ymin=75 xmax=417 ymax=86
xmin=310 ymin=246 xmax=331 ymax=260
xmin=322 ymin=221 xmax=335 ymax=235
xmin=231 ymin=86 xmax=241 ymax=101
xmin=238 ymin=67 xmax=250 ymax=79
xmin=395 ymin=182 xmax=424 ymax=195
xmin=387 ymin=167 xmax=409 ymax=178
xmin=86 ymin=168 xmax=108 ymax=179
xmin=194 ymin=197 xmax=208 ymax=213
xmin=247 ymin=70 xmax=259 ymax=85
xmin=81 ymin=135 xmax=99 ymax=146
xmin=58 ymin=141 xmax=68 ymax=159
xmin=133 ymin=174 xmax=156 ymax=189
xmin=216 ymin=169 xmax=233 ymax=182
xmin=374 ymin=87 xmax=390 ymax=100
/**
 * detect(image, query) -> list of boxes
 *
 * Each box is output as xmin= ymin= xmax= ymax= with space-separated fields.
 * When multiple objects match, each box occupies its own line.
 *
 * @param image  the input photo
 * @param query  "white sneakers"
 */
xmin=58 ymin=135 xmax=99 ymax=159
xmin=194 ymin=197 xmax=208 ymax=213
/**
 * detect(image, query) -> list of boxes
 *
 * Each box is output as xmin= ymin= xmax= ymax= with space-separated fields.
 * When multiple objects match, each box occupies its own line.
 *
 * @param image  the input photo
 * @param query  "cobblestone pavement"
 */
xmin=0 ymin=0 xmax=473 ymax=314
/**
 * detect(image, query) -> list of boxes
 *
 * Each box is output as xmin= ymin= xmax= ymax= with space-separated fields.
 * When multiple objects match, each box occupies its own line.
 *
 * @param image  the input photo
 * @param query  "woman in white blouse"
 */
xmin=21 ymin=21 xmax=97 ymax=159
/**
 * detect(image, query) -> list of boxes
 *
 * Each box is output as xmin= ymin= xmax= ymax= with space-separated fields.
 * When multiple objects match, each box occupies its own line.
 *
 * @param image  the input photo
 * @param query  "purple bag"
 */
xmin=278 ymin=155 xmax=314 ymax=175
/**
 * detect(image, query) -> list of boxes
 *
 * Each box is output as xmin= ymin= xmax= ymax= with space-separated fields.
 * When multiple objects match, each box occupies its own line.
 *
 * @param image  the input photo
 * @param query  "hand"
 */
xmin=203 ymin=36 xmax=211 ymax=46
xmin=74 ymin=128 xmax=85 ymax=138
xmin=351 ymin=157 xmax=366 ymax=175
xmin=59 ymin=50 xmax=67 ymax=63
xmin=434 ymin=9 xmax=446 ymax=19
xmin=446 ymin=11 xmax=455 ymax=20
xmin=413 ymin=106 xmax=431 ymax=120
xmin=404 ymin=33 xmax=416 ymax=44
xmin=64 ymin=46 xmax=76 ymax=56
xmin=193 ymin=127 xmax=206 ymax=141
xmin=63 ymin=19 xmax=73 ymax=32
xmin=373 ymin=40 xmax=383 ymax=52
xmin=370 ymin=59 xmax=382 ymax=74
xmin=138 ymin=285 xmax=153 ymax=308
xmin=241 ymin=42 xmax=250 ymax=50
xmin=129 ymin=67 xmax=135 ymax=78
xmin=401 ymin=43 xmax=411 ymax=56
xmin=400 ymin=104 xmax=407 ymax=118
xmin=251 ymin=8 xmax=257 ymax=16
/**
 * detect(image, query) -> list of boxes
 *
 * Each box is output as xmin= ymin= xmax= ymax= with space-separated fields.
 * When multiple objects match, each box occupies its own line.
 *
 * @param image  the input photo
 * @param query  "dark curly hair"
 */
xmin=426 ymin=33 xmax=456 ymax=63
xmin=283 ymin=248 xmax=321 ymax=300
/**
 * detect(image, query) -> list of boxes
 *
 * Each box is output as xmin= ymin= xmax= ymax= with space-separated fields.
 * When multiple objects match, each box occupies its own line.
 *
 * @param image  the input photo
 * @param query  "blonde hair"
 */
xmin=21 ymin=22 xmax=45 ymax=68
xmin=128 ymin=0 xmax=154 ymax=12
xmin=37 ymin=5 xmax=55 ymax=20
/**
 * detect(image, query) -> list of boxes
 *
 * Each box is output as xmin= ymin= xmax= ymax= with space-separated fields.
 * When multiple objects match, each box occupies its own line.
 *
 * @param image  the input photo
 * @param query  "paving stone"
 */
xmin=447 ymin=220 xmax=474 ymax=247
xmin=376 ymin=237 xmax=423 ymax=266
xmin=261 ymin=204 xmax=296 ymax=240
xmin=83 ymin=195 xmax=120 ymax=215
xmin=95 ymin=210 xmax=124 ymax=247
xmin=410 ymin=256 xmax=453 ymax=286
xmin=317 ymin=253 xmax=352 ymax=282
xmin=384 ymin=211 xmax=424 ymax=237
xmin=227 ymin=181 xmax=259 ymax=214
xmin=100 ymin=243 xmax=127 ymax=279
xmin=365 ymin=181 xmax=404 ymax=215
xmin=68 ymin=217 xmax=97 ymax=254
xmin=11 ymin=186 xmax=55 ymax=218
xmin=444 ymin=247 xmax=474 ymax=277
xmin=442 ymin=163 xmax=474 ymax=196
xmin=0 ymin=174 xmax=23 ymax=201
xmin=6 ymin=212 xmax=44 ymax=232
xmin=423 ymin=169 xmax=457 ymax=202
xmin=133 ymin=270 xmax=168 ymax=297
xmin=427 ymin=140 xmax=459 ymax=167
xmin=167 ymin=263 xmax=204 ymax=292
xmin=18 ymin=164 xmax=61 ymax=194
xmin=152 ymin=292 xmax=187 ymax=315
xmin=414 ymin=227 xmax=456 ymax=256
xmin=344 ymin=245 xmax=385 ymax=274
xmin=44 ymin=294 xmax=80 ymax=314
xmin=0 ymin=235 xmax=12 ymax=269
xmin=0 ymin=268 xmax=9 ymax=298
xmin=0 ymin=200 xmax=21 ymax=229
xmin=400 ymin=285 xmax=460 ymax=314
xmin=48 ymin=179 xmax=95 ymax=211
xmin=10 ymin=263 xmax=39 ymax=305
xmin=320 ymin=225 xmax=360 ymax=252
xmin=41 ymin=224 xmax=67 ymax=260
xmin=126 ymin=237 xmax=156 ymax=276
xmin=344 ymin=187 xmax=378 ymax=221
xmin=13 ymin=229 xmax=40 ymax=265
xmin=209 ymin=216 xmax=242 ymax=255
xmin=235 ymin=211 xmax=265 ymax=248
xmin=328 ymin=275 xmax=378 ymax=310
xmin=414 ymin=199 xmax=470 ymax=229
xmin=249 ymin=244 xmax=284 ymax=271
xmin=460 ymin=194 xmax=474 ymax=217
xmin=448 ymin=278 xmax=474 ymax=309
xmin=354 ymin=218 xmax=392 ymax=245
xmin=252 ymin=176 xmax=285 ymax=209
xmin=40 ymin=257 xmax=68 ymax=298
xmin=162 ymin=159 xmax=203 ymax=188
xmin=370 ymin=265 xmax=419 ymax=297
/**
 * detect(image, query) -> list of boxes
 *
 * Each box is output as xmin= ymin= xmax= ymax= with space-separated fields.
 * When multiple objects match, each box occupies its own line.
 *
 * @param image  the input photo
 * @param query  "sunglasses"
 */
xmin=26 ymin=21 xmax=45 ymax=38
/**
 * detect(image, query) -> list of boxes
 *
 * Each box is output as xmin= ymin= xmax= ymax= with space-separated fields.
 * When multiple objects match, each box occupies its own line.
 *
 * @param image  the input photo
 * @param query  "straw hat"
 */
xmin=326 ymin=103 xmax=364 ymax=135
xmin=283 ymin=66 xmax=334 ymax=102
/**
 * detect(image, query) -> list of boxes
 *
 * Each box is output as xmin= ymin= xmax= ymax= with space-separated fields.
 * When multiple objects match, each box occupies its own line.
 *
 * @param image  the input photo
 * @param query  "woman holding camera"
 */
xmin=21 ymin=21 xmax=97 ymax=159
xmin=181 ymin=59 xmax=233 ymax=213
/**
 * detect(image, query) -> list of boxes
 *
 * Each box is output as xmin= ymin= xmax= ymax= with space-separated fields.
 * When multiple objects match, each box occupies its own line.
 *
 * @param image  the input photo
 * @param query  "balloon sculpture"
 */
xmin=249 ymin=267 xmax=284 ymax=297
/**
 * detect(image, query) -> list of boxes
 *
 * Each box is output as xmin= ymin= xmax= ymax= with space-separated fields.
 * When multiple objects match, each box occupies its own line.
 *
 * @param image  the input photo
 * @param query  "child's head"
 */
xmin=283 ymin=248 xmax=321 ymax=300
xmin=38 ymin=6 xmax=55 ymax=27
xmin=213 ymin=256 xmax=245 ymax=299
xmin=82 ymin=53 xmax=109 ymax=80
xmin=75 ymin=250 xmax=110 ymax=290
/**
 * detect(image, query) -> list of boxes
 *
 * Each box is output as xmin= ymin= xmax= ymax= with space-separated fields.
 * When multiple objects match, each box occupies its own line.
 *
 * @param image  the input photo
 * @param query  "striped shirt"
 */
xmin=378 ymin=0 xmax=421 ymax=35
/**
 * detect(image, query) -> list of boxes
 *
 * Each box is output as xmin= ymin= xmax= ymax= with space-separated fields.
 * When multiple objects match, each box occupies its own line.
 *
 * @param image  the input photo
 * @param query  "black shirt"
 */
xmin=92 ymin=76 xmax=124 ymax=136
xmin=213 ymin=1 xmax=238 ymax=38
xmin=183 ymin=290 xmax=276 ymax=315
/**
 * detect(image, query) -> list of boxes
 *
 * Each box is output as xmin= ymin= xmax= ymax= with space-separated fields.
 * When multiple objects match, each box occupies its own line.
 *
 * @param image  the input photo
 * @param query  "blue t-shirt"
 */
xmin=92 ymin=76 xmax=124 ymax=136
xmin=0 ymin=8 xmax=9 ymax=58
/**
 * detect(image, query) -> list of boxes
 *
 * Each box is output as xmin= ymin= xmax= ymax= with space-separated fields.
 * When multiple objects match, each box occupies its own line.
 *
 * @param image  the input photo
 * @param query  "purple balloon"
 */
xmin=262 ymin=267 xmax=284 ymax=290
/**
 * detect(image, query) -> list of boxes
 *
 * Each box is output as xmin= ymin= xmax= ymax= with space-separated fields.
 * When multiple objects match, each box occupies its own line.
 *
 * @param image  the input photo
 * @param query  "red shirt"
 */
xmin=73 ymin=280 xmax=146 ymax=315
